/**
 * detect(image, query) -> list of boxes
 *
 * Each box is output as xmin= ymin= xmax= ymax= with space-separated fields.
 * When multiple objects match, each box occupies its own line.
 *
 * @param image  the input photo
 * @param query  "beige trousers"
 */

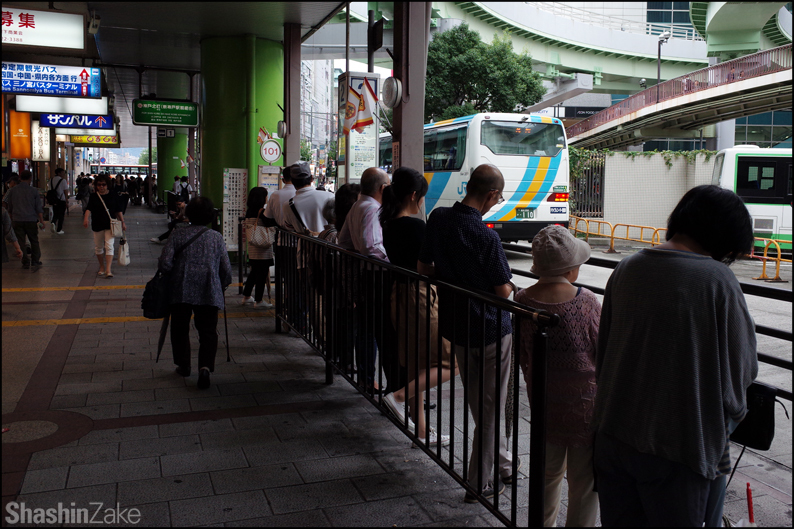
xmin=544 ymin=442 xmax=599 ymax=527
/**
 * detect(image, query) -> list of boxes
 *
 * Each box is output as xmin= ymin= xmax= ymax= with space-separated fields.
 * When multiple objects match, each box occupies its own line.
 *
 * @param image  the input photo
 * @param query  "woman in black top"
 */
xmin=82 ymin=173 xmax=126 ymax=278
xmin=379 ymin=167 xmax=458 ymax=448
xmin=113 ymin=173 xmax=129 ymax=214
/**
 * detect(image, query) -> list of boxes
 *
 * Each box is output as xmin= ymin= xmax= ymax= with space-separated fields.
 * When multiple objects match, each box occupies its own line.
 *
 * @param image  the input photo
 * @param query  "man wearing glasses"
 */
xmin=418 ymin=163 xmax=515 ymax=504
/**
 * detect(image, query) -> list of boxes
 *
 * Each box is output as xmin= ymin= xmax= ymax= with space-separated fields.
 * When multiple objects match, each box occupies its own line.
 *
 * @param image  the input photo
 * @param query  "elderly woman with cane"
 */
xmin=159 ymin=196 xmax=232 ymax=389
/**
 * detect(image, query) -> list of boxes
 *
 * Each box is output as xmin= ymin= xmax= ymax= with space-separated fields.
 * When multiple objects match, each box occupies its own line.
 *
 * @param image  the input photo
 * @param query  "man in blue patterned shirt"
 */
xmin=419 ymin=164 xmax=515 ymax=503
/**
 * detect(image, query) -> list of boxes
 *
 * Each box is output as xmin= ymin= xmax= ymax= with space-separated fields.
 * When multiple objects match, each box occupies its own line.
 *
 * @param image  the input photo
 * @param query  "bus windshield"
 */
xmin=481 ymin=121 xmax=565 ymax=157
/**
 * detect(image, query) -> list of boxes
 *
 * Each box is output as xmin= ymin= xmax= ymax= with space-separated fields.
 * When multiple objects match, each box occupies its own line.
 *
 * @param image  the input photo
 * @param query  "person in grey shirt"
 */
xmin=593 ymin=185 xmax=758 ymax=527
xmin=3 ymin=170 xmax=45 ymax=269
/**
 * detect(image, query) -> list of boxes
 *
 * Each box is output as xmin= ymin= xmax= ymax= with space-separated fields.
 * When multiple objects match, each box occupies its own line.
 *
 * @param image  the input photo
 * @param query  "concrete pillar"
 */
xmin=200 ymin=36 xmax=284 ymax=207
xmin=157 ymin=130 xmax=188 ymax=202
xmin=393 ymin=2 xmax=430 ymax=175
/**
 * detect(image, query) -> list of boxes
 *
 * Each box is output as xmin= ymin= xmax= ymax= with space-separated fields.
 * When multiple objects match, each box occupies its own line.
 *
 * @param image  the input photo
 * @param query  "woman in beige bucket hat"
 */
xmin=515 ymin=225 xmax=601 ymax=526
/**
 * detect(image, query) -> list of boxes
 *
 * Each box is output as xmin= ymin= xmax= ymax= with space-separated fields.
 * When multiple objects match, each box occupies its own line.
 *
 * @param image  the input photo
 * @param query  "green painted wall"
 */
xmin=157 ymin=130 xmax=188 ymax=202
xmin=200 ymin=36 xmax=284 ymax=210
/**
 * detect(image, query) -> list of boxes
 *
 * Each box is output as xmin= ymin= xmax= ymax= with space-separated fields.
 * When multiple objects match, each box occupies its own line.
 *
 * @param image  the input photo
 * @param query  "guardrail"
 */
xmin=570 ymin=216 xmax=792 ymax=279
xmin=566 ymin=44 xmax=793 ymax=139
xmin=501 ymin=243 xmax=792 ymax=403
xmin=273 ymin=229 xmax=561 ymax=526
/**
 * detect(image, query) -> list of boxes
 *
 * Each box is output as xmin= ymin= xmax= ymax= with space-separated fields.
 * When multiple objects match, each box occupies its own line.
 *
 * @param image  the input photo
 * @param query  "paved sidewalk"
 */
xmin=2 ymin=201 xmax=791 ymax=527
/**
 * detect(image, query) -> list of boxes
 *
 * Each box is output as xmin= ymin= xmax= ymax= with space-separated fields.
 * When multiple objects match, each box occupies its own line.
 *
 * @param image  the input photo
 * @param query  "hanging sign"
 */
xmin=2 ymin=62 xmax=101 ymax=98
xmin=260 ymin=140 xmax=282 ymax=163
xmin=31 ymin=121 xmax=51 ymax=161
xmin=1 ymin=7 xmax=84 ymax=50
xmin=132 ymin=100 xmax=198 ymax=127
xmin=71 ymin=135 xmax=119 ymax=146
xmin=40 ymin=113 xmax=114 ymax=129
xmin=9 ymin=110 xmax=31 ymax=159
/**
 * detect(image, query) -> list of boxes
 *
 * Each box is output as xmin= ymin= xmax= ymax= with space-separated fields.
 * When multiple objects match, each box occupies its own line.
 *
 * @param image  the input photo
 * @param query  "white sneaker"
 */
xmin=240 ymin=296 xmax=255 ymax=306
xmin=413 ymin=428 xmax=450 ymax=448
xmin=383 ymin=393 xmax=416 ymax=432
xmin=50 ymin=222 xmax=56 ymax=233
xmin=150 ymin=237 xmax=161 ymax=243
xmin=254 ymin=300 xmax=274 ymax=309
xmin=56 ymin=231 xmax=65 ymax=235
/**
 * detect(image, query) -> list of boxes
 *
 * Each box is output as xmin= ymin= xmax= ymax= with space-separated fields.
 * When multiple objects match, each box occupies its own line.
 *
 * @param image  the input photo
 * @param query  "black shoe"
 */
xmin=197 ymin=368 xmax=210 ymax=389
xmin=425 ymin=401 xmax=437 ymax=411
xmin=175 ymin=365 xmax=191 ymax=377
xmin=32 ymin=261 xmax=42 ymax=266
xmin=502 ymin=457 xmax=522 ymax=485
xmin=22 ymin=262 xmax=30 ymax=269
xmin=464 ymin=481 xmax=505 ymax=504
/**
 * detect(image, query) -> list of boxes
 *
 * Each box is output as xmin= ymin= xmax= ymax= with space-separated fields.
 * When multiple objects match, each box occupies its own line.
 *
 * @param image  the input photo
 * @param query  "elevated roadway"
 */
xmin=567 ymin=45 xmax=792 ymax=149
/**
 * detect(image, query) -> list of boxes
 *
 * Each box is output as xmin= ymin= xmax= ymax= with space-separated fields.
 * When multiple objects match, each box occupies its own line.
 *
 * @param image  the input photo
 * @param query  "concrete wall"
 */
xmin=602 ymin=153 xmax=716 ymax=231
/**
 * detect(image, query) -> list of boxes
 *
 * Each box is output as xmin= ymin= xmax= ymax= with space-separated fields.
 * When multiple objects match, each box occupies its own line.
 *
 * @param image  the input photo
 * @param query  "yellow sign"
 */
xmin=71 ymin=135 xmax=119 ymax=145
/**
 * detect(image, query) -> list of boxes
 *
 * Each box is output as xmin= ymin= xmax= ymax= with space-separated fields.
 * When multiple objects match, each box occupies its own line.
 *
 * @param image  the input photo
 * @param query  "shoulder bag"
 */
xmin=97 ymin=192 xmax=123 ymax=238
xmin=288 ymin=198 xmax=320 ymax=237
xmin=247 ymin=220 xmax=273 ymax=249
xmin=46 ymin=177 xmax=62 ymax=205
xmin=117 ymin=231 xmax=131 ymax=266
xmin=141 ymin=227 xmax=209 ymax=319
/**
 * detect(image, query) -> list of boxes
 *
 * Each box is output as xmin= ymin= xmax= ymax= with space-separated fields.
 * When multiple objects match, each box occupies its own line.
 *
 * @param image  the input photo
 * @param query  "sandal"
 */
xmin=97 ymin=271 xmax=106 ymax=277
xmin=105 ymin=272 xmax=114 ymax=279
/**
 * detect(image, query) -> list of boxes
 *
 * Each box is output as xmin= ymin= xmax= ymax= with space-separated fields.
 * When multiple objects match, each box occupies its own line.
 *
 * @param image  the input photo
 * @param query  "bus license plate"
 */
xmin=515 ymin=208 xmax=535 ymax=219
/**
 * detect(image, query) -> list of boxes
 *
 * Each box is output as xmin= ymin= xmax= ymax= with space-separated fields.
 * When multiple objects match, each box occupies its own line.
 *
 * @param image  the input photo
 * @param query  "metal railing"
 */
xmin=502 ymin=243 xmax=793 ymax=403
xmin=526 ymin=2 xmax=704 ymax=40
xmin=567 ymin=44 xmax=793 ymax=139
xmin=273 ymin=229 xmax=560 ymax=527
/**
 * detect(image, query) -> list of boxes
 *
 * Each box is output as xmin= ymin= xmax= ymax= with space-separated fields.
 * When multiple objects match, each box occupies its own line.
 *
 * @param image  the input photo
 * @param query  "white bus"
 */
xmin=711 ymin=146 xmax=792 ymax=250
xmin=381 ymin=113 xmax=570 ymax=242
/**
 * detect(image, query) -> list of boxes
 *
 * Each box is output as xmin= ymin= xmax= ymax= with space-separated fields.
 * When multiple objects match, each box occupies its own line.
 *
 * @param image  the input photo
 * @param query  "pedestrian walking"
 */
xmin=48 ymin=168 xmax=69 ymax=235
xmin=3 ymin=170 xmax=45 ymax=269
xmin=241 ymin=187 xmax=275 ymax=309
xmin=83 ymin=173 xmax=127 ymax=278
xmin=159 ymin=197 xmax=232 ymax=390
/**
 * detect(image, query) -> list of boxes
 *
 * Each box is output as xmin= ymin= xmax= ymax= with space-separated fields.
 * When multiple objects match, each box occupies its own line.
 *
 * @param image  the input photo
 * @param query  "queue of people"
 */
xmin=260 ymin=160 xmax=758 ymax=526
xmin=2 ymin=160 xmax=759 ymax=525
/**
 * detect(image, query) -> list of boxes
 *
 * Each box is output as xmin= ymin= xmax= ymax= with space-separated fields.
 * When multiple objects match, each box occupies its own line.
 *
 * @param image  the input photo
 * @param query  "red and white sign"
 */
xmin=1 ymin=7 xmax=84 ymax=50
xmin=260 ymin=140 xmax=282 ymax=163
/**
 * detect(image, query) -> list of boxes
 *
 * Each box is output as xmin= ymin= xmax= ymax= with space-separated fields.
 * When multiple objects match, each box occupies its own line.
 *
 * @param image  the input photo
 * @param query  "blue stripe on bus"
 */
xmin=425 ymin=172 xmax=452 ymax=212
xmin=483 ymin=155 xmax=561 ymax=221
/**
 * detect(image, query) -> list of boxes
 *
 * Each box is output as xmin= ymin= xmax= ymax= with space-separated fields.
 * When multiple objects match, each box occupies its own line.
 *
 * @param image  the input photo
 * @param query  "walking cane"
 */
xmin=223 ymin=299 xmax=230 ymax=362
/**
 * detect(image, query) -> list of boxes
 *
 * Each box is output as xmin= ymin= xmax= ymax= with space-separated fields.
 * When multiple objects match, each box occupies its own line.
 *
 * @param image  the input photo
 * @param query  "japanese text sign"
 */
xmin=40 ymin=114 xmax=114 ymax=129
xmin=70 ymin=135 xmax=119 ymax=146
xmin=2 ymin=7 xmax=84 ymax=49
xmin=2 ymin=62 xmax=101 ymax=98
xmin=132 ymin=100 xmax=199 ymax=127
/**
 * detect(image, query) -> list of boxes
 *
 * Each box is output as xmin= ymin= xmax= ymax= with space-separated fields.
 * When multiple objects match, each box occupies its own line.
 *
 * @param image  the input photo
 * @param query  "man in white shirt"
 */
xmin=262 ymin=166 xmax=295 ymax=229
xmin=279 ymin=162 xmax=333 ymax=340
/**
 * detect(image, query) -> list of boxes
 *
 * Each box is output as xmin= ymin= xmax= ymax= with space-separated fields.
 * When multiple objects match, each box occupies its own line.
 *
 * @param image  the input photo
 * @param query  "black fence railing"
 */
xmin=503 ymin=242 xmax=793 ymax=403
xmin=273 ymin=229 xmax=561 ymax=526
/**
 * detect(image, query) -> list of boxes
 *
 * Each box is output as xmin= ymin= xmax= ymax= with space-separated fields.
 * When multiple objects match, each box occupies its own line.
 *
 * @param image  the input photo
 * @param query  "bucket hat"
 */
xmin=530 ymin=225 xmax=591 ymax=276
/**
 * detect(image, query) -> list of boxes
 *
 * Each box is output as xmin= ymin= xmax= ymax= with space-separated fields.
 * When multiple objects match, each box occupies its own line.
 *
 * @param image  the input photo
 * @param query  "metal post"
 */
xmin=368 ymin=9 xmax=375 ymax=73
xmin=657 ymin=40 xmax=662 ymax=104
xmin=528 ymin=325 xmax=549 ymax=526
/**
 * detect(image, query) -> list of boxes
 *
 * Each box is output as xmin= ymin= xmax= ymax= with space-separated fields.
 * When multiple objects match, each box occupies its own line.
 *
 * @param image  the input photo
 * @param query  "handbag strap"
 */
xmin=289 ymin=198 xmax=310 ymax=235
xmin=97 ymin=192 xmax=114 ymax=222
xmin=175 ymin=227 xmax=210 ymax=259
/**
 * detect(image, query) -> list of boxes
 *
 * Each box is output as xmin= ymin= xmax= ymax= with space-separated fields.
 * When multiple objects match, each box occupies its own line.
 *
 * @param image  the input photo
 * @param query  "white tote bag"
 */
xmin=117 ymin=233 xmax=131 ymax=266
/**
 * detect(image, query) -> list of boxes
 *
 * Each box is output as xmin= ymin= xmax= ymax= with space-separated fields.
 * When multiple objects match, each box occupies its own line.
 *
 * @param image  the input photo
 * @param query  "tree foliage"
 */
xmin=300 ymin=138 xmax=312 ymax=161
xmin=138 ymin=148 xmax=157 ymax=165
xmin=425 ymin=24 xmax=545 ymax=122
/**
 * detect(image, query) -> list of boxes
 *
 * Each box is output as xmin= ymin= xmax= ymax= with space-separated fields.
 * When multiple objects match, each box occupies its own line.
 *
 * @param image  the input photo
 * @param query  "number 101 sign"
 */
xmin=260 ymin=140 xmax=282 ymax=163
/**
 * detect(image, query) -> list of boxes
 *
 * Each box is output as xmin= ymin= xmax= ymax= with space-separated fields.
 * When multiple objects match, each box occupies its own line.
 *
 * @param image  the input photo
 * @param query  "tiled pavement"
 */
xmin=2 ymin=200 xmax=791 ymax=527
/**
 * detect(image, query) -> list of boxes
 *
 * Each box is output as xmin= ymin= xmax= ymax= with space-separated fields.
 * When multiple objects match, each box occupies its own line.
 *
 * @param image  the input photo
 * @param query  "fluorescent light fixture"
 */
xmin=15 ymin=95 xmax=108 ymax=114
xmin=55 ymin=126 xmax=116 ymax=136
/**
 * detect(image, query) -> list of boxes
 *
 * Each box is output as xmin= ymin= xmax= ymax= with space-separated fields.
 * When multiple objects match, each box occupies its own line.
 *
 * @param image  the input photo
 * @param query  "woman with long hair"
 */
xmin=379 ymin=166 xmax=458 ymax=448
xmin=241 ymin=187 xmax=274 ymax=309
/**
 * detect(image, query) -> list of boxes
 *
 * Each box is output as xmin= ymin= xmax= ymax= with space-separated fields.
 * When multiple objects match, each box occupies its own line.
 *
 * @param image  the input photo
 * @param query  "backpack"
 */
xmin=179 ymin=184 xmax=190 ymax=203
xmin=46 ymin=177 xmax=63 ymax=204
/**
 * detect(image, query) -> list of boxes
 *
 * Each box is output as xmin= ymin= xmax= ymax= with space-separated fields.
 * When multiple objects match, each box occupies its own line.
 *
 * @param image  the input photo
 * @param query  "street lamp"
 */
xmin=657 ymin=30 xmax=671 ymax=103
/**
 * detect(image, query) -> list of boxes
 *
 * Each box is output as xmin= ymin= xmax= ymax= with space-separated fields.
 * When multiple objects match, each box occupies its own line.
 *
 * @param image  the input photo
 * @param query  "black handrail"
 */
xmin=274 ymin=228 xmax=559 ymax=527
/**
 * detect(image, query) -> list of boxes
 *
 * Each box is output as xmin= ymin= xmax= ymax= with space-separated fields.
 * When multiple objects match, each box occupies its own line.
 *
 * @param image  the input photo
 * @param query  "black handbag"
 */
xmin=142 ymin=228 xmax=209 ymax=319
xmin=730 ymin=381 xmax=785 ymax=451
